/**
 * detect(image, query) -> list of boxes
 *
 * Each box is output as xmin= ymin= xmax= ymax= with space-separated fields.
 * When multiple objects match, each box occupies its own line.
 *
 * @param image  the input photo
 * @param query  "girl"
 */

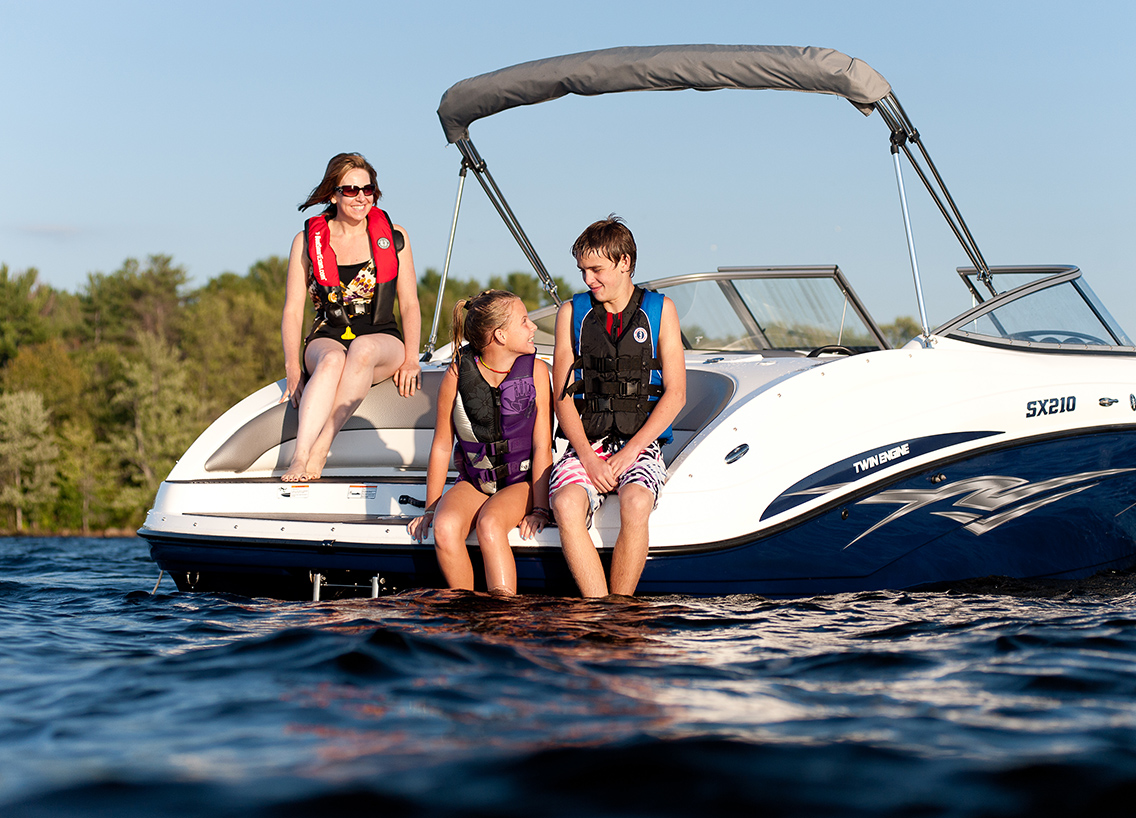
xmin=408 ymin=290 xmax=553 ymax=595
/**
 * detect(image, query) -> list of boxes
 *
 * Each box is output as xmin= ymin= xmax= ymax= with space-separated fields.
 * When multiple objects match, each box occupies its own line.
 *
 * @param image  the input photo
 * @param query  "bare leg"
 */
xmin=432 ymin=482 xmax=488 ymax=590
xmin=608 ymin=483 xmax=653 ymax=596
xmin=551 ymin=484 xmax=608 ymax=597
xmin=474 ymin=482 xmax=530 ymax=596
xmin=283 ymin=339 xmax=346 ymax=482
xmin=304 ymin=333 xmax=406 ymax=478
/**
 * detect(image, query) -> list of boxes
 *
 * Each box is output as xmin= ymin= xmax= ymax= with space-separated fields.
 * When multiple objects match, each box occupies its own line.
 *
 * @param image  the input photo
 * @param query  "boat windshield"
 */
xmin=937 ymin=267 xmax=1135 ymax=351
xmin=526 ymin=267 xmax=888 ymax=356
xmin=656 ymin=267 xmax=886 ymax=353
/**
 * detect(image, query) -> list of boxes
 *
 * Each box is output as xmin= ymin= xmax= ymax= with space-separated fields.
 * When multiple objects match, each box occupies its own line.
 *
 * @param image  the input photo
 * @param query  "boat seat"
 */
xmin=204 ymin=366 xmax=734 ymax=475
xmin=663 ymin=368 xmax=734 ymax=466
xmin=204 ymin=369 xmax=446 ymax=473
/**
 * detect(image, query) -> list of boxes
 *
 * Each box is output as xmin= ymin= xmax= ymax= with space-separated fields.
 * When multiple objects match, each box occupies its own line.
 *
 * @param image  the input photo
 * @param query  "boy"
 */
xmin=549 ymin=216 xmax=686 ymax=597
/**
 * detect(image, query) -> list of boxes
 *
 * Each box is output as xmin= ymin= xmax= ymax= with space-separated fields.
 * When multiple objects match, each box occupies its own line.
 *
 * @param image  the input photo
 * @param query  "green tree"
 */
xmin=0 ymin=265 xmax=56 ymax=366
xmin=104 ymin=332 xmax=205 ymax=522
xmin=1 ymin=337 xmax=88 ymax=425
xmin=54 ymin=419 xmax=116 ymax=534
xmin=418 ymin=268 xmax=575 ymax=352
xmin=0 ymin=391 xmax=59 ymax=531
xmin=81 ymin=255 xmax=188 ymax=347
xmin=243 ymin=255 xmax=290 ymax=302
xmin=182 ymin=257 xmax=288 ymax=418
xmin=417 ymin=267 xmax=484 ymax=352
xmin=879 ymin=316 xmax=923 ymax=348
xmin=486 ymin=271 xmax=574 ymax=310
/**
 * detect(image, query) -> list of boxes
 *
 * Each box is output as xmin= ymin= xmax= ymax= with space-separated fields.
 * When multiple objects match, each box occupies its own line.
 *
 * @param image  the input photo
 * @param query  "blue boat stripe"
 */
xmin=762 ymin=431 xmax=1001 ymax=520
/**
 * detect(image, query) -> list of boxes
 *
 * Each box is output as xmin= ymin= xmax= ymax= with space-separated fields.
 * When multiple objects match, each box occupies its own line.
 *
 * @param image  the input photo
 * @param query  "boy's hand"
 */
xmin=605 ymin=445 xmax=640 ymax=480
xmin=581 ymin=448 xmax=618 ymax=493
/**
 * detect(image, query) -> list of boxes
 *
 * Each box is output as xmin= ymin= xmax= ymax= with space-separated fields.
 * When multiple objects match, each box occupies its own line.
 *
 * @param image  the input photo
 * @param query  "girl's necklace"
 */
xmin=475 ymin=356 xmax=511 ymax=375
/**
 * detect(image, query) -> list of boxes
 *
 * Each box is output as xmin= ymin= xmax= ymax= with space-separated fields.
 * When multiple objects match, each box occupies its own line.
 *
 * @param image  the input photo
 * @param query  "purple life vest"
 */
xmin=452 ymin=347 xmax=537 ymax=495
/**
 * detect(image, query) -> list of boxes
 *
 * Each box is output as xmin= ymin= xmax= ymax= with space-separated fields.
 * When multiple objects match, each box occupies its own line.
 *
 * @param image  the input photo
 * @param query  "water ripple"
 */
xmin=3 ymin=537 xmax=1136 ymax=815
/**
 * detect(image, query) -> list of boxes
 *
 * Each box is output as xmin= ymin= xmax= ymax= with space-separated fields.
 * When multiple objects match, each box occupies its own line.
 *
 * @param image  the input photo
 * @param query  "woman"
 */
xmin=407 ymin=290 xmax=553 ymax=595
xmin=281 ymin=153 xmax=421 ymax=482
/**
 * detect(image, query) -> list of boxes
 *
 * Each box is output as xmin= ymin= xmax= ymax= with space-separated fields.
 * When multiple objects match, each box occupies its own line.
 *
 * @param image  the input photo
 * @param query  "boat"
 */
xmin=140 ymin=45 xmax=1136 ymax=600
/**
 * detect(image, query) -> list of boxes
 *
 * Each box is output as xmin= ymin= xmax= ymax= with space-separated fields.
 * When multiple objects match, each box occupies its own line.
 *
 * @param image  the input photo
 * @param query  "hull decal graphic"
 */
xmin=845 ymin=468 xmax=1134 ymax=547
xmin=762 ymin=431 xmax=1000 ymax=520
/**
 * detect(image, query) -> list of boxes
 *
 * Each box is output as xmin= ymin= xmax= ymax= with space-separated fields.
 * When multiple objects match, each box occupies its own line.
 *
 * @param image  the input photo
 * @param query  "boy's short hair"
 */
xmin=571 ymin=215 xmax=636 ymax=276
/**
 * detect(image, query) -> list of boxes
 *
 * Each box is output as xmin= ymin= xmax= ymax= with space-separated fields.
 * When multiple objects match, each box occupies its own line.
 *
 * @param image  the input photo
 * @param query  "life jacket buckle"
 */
xmin=484 ymin=439 xmax=511 ymax=456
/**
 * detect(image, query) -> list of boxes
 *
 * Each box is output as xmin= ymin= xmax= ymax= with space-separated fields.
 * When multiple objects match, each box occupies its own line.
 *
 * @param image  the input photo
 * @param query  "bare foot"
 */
xmin=281 ymin=457 xmax=308 ymax=483
xmin=302 ymin=451 xmax=328 ymax=481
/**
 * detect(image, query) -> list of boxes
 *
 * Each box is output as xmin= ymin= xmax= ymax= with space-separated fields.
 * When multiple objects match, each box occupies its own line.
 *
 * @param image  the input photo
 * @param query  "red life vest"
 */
xmin=305 ymin=207 xmax=399 ymax=288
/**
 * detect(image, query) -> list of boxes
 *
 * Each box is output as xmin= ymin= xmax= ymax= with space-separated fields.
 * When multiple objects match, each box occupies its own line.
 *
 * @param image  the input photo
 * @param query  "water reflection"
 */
xmin=6 ymin=540 xmax=1136 ymax=815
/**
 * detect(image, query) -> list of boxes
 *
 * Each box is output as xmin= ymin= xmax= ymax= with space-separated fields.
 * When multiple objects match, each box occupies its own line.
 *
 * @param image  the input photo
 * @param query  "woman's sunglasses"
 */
xmin=335 ymin=184 xmax=377 ymax=198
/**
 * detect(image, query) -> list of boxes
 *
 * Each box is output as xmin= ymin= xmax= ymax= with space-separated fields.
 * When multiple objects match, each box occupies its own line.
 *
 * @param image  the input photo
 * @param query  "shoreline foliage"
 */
xmin=0 ymin=257 xmax=569 ymax=533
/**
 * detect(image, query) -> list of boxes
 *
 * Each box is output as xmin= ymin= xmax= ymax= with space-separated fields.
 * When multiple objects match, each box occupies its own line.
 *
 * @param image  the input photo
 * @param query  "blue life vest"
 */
xmin=566 ymin=286 xmax=672 ymax=444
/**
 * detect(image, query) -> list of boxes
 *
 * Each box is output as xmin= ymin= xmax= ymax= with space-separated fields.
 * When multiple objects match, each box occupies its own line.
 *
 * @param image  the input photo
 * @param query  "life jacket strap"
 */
xmin=315 ymin=284 xmax=349 ymax=327
xmin=465 ymin=438 xmax=511 ymax=460
xmin=585 ymin=380 xmax=664 ymax=398
xmin=586 ymin=354 xmax=662 ymax=374
xmin=477 ymin=459 xmax=531 ymax=489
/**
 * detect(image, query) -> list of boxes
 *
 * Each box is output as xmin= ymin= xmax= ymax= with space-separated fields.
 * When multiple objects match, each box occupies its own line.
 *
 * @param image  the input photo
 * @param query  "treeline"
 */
xmin=0 ymin=257 xmax=568 ymax=535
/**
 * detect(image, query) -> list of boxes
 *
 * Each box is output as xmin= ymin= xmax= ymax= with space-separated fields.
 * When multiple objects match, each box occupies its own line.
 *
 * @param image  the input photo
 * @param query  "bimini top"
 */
xmin=437 ymin=44 xmax=892 ymax=144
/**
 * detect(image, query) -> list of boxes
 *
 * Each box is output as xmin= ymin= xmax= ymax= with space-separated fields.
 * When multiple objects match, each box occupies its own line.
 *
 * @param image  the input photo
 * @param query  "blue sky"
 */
xmin=2 ymin=0 xmax=1133 ymax=327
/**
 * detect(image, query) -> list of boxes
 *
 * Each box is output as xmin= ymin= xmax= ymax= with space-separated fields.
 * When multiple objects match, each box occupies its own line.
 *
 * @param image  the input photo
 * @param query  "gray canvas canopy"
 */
xmin=437 ymin=44 xmax=892 ymax=144
xmin=426 ymin=43 xmax=988 ymax=354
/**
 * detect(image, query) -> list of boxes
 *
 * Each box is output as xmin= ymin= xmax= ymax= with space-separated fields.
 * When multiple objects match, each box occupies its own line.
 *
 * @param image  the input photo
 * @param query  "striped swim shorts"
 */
xmin=549 ymin=439 xmax=667 ymax=522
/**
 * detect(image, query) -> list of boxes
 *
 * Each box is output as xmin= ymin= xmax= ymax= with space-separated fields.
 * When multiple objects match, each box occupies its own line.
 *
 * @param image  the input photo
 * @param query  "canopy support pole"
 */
xmin=891 ymin=143 xmax=930 ymax=339
xmin=876 ymin=93 xmax=996 ymax=300
xmin=456 ymin=138 xmax=561 ymax=307
xmin=425 ymin=162 xmax=469 ymax=357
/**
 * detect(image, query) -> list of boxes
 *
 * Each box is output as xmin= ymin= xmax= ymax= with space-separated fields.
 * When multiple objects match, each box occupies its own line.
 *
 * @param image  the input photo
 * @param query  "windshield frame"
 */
xmin=934 ymin=266 xmax=1136 ymax=355
xmin=645 ymin=265 xmax=890 ymax=354
xmin=526 ymin=266 xmax=890 ymax=357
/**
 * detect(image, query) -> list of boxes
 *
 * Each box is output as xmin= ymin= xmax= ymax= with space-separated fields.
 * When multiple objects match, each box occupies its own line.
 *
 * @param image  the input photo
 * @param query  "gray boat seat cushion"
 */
xmin=205 ymin=367 xmax=733 ymax=473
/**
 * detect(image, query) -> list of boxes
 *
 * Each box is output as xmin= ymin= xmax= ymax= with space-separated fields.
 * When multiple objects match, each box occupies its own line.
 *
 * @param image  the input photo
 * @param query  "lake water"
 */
xmin=2 ymin=536 xmax=1136 ymax=816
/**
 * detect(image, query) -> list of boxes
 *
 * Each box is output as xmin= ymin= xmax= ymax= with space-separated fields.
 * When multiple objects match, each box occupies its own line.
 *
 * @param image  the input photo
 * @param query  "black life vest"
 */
xmin=452 ymin=347 xmax=538 ymax=494
xmin=566 ymin=286 xmax=672 ymax=444
xmin=305 ymin=208 xmax=400 ymax=327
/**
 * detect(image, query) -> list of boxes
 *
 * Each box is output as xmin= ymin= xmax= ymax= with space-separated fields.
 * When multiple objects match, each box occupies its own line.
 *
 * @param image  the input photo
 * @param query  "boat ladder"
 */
xmin=310 ymin=572 xmax=387 ymax=601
